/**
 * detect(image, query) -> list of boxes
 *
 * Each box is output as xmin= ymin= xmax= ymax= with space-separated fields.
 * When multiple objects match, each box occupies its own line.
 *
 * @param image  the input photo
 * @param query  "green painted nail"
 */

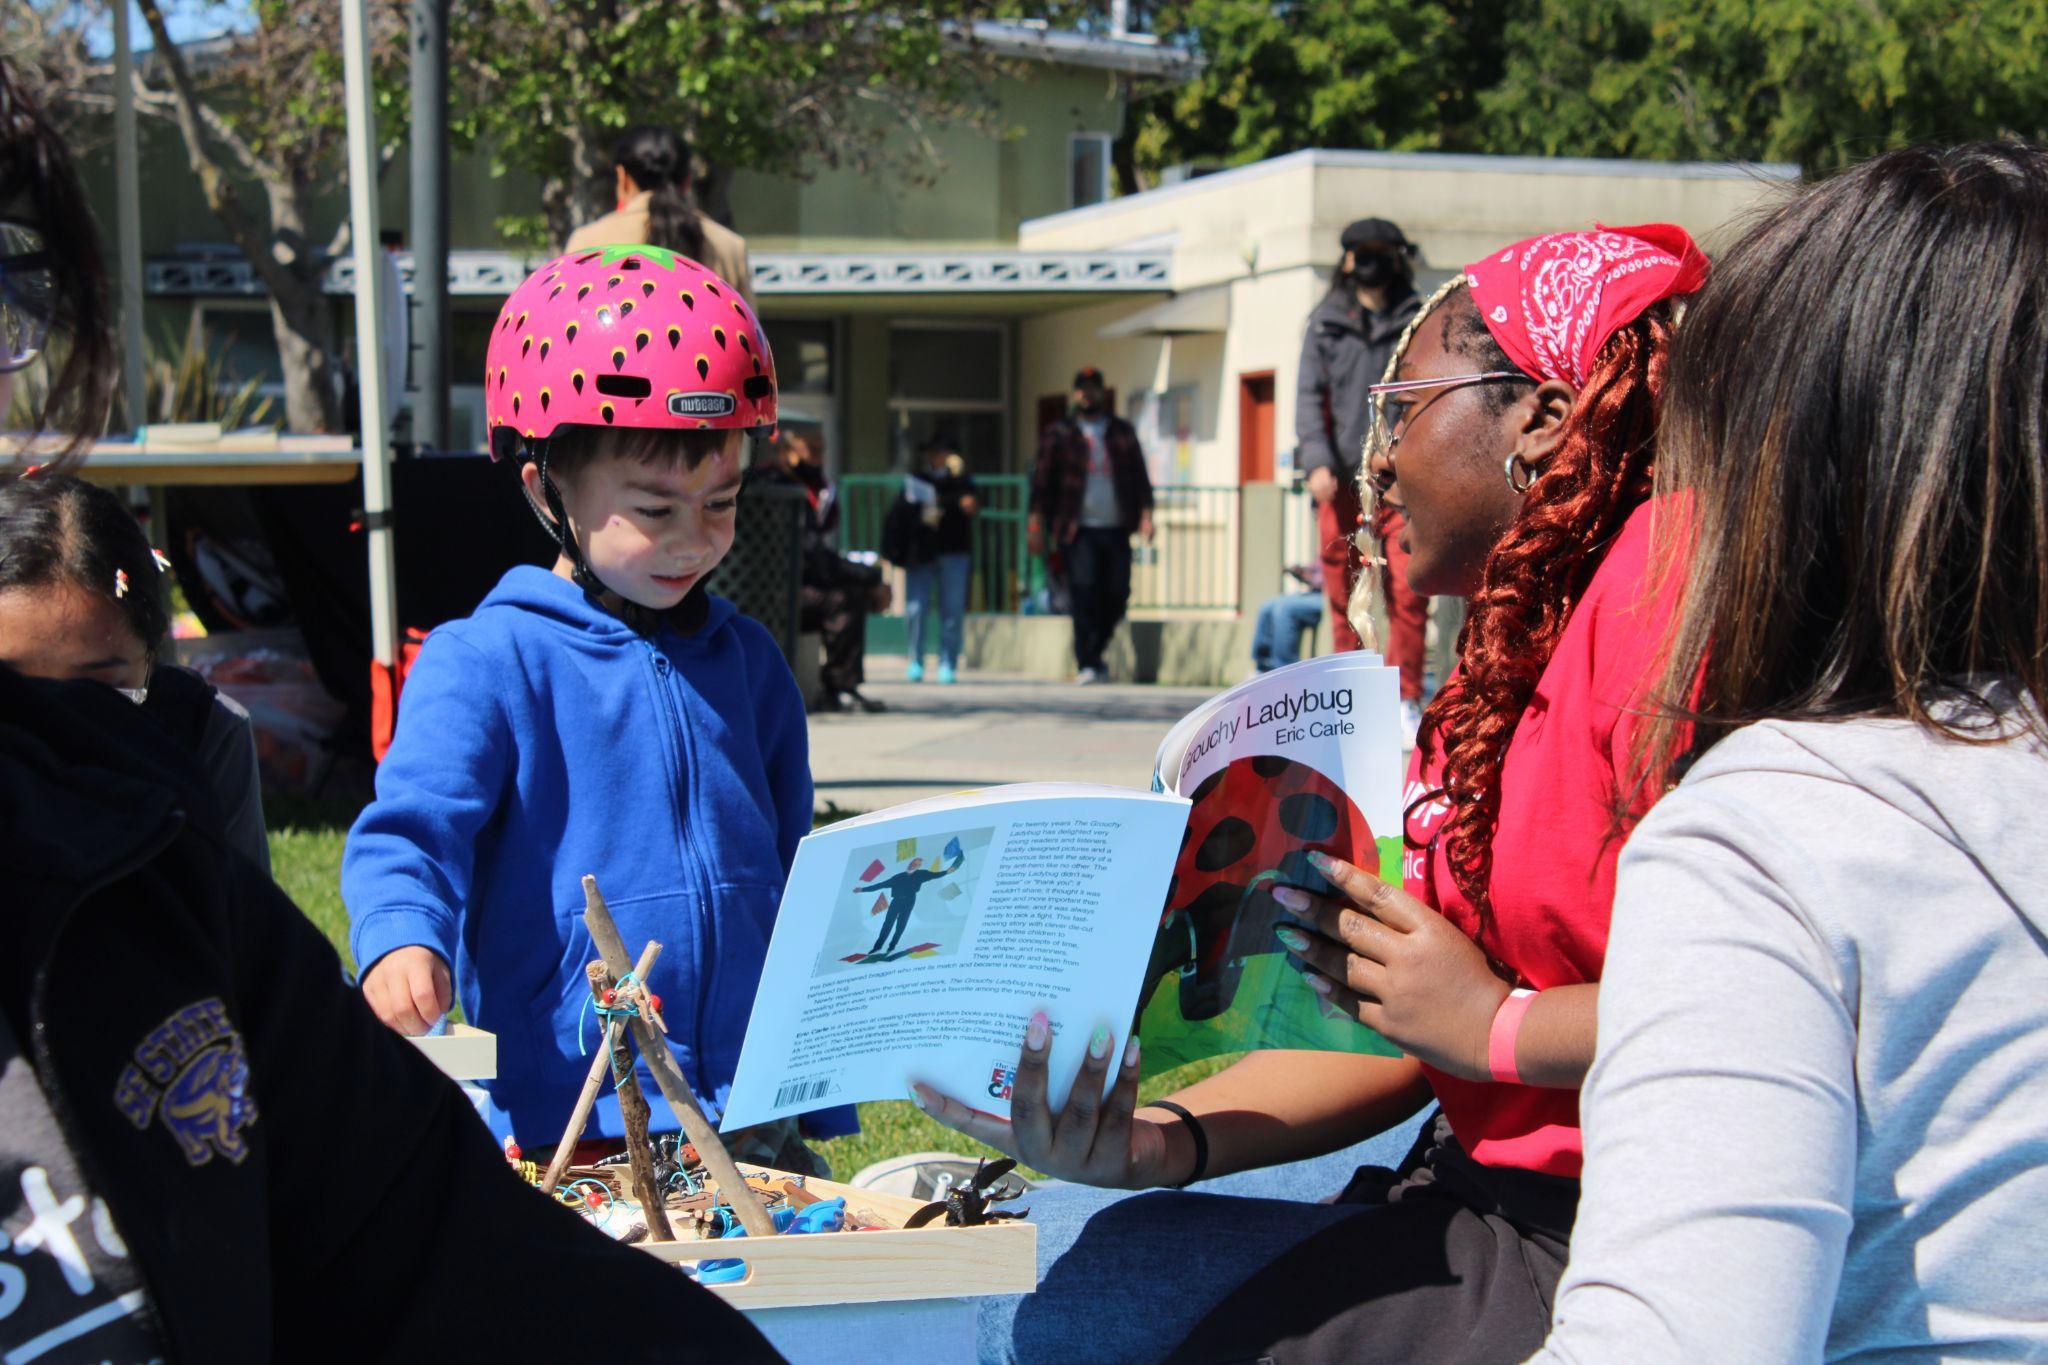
xmin=1088 ymin=1024 xmax=1110 ymax=1060
xmin=1274 ymin=925 xmax=1311 ymax=953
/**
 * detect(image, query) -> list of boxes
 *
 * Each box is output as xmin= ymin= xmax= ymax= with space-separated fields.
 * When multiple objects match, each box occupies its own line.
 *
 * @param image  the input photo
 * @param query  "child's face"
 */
xmin=527 ymin=433 xmax=747 ymax=611
xmin=0 ymin=581 xmax=150 ymax=690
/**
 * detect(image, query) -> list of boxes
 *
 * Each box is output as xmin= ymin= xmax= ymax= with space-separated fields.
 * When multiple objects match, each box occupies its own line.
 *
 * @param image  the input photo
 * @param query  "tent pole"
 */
xmin=341 ymin=0 xmax=400 ymax=668
xmin=112 ymin=0 xmax=146 ymax=427
xmin=408 ymin=0 xmax=449 ymax=452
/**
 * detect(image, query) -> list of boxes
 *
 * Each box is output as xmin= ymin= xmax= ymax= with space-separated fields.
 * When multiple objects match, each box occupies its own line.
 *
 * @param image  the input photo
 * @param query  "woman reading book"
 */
xmin=916 ymin=224 xmax=1706 ymax=1363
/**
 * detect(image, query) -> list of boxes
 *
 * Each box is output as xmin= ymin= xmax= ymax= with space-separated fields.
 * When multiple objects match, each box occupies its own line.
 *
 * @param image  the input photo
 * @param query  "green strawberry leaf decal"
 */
xmin=598 ymin=244 xmax=682 ymax=270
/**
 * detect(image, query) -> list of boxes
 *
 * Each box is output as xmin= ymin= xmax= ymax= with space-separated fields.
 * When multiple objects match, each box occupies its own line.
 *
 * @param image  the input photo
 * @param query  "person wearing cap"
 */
xmin=1296 ymin=218 xmax=1429 ymax=725
xmin=1028 ymin=367 xmax=1154 ymax=683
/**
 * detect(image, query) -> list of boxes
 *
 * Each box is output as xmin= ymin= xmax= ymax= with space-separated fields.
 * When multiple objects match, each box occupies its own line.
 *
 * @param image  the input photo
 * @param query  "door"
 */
xmin=1238 ymin=371 xmax=1276 ymax=484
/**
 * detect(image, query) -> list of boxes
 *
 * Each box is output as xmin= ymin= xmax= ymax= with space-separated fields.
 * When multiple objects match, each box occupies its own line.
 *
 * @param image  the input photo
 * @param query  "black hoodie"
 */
xmin=0 ymin=664 xmax=778 ymax=1363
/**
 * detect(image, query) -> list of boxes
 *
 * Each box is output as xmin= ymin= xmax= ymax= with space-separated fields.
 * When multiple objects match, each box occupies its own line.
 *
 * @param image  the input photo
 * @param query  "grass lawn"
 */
xmin=264 ymin=792 xmax=1233 ymax=1179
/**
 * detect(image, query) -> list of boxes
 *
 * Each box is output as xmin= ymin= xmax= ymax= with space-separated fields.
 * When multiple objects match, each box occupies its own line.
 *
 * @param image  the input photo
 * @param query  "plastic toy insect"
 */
xmin=903 ymin=1158 xmax=1029 ymax=1228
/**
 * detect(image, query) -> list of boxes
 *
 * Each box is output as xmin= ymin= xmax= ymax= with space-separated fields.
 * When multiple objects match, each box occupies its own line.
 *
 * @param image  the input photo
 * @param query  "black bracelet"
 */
xmin=1141 ymin=1099 xmax=1209 ymax=1188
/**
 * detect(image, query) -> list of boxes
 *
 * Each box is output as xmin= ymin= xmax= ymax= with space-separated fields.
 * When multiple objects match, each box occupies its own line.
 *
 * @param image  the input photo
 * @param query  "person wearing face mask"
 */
xmin=1296 ymin=218 xmax=1428 ymax=730
xmin=1028 ymin=366 xmax=1154 ymax=683
xmin=0 ymin=473 xmax=270 ymax=871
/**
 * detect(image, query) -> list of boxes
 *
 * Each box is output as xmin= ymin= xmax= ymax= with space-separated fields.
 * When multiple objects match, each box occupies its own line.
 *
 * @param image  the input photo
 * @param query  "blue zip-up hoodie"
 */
xmin=343 ymin=566 xmax=857 ymax=1145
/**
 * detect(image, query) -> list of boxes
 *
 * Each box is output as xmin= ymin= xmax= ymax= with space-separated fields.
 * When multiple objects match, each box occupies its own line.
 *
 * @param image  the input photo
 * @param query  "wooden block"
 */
xmin=406 ymin=1023 xmax=497 ymax=1080
xmin=633 ymin=1164 xmax=1037 ymax=1310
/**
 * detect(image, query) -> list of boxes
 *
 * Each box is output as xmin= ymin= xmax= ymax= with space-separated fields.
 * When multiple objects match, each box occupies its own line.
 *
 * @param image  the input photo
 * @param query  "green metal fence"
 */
xmin=837 ymin=473 xmax=1242 ymax=613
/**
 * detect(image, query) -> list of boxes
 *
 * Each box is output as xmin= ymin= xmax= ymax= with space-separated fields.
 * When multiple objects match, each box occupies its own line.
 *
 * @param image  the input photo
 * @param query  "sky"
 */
xmin=73 ymin=1 xmax=257 ymax=59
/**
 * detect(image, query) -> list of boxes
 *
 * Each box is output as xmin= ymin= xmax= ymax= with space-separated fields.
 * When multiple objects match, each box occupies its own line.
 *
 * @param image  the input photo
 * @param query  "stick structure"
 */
xmin=540 ymin=940 xmax=662 ymax=1196
xmin=582 ymin=875 xmax=777 ymax=1238
xmin=593 ymin=959 xmax=676 ymax=1244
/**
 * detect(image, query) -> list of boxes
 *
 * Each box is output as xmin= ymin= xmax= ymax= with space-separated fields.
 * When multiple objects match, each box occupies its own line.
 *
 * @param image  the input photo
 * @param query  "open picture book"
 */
xmin=720 ymin=653 xmax=1405 ymax=1131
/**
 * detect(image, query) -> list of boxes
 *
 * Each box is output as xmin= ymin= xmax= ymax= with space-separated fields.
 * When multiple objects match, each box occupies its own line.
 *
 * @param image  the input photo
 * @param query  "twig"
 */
xmin=538 ymin=940 xmax=662 ymax=1196
xmin=593 ymin=959 xmax=676 ymax=1245
xmin=582 ymin=875 xmax=777 ymax=1238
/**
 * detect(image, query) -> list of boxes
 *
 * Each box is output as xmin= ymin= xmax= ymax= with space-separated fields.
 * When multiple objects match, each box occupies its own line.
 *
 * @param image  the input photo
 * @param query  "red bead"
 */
xmin=602 ymin=989 xmax=617 ymax=1006
xmin=648 ymin=993 xmax=662 ymax=1013
xmin=503 ymin=1142 xmax=522 ymax=1162
xmin=585 ymin=1190 xmax=604 ymax=1208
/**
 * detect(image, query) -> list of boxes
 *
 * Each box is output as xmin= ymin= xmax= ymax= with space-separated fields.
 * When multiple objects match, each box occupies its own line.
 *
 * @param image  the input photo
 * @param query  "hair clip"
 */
xmin=151 ymin=547 xmax=172 ymax=573
xmin=114 ymin=568 xmax=130 ymax=598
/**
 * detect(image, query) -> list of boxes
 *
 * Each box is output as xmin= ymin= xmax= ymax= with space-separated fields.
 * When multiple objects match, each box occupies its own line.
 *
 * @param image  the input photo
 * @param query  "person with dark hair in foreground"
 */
xmin=565 ymin=123 xmax=753 ymax=306
xmin=0 ymin=473 xmax=271 ymax=870
xmin=1534 ymin=141 xmax=2048 ymax=1362
xmin=0 ymin=56 xmax=778 ymax=1362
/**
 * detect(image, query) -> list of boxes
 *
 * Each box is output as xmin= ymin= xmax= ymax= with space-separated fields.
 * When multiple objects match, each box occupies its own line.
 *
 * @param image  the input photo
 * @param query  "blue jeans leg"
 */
xmin=905 ymin=563 xmax=936 ymax=664
xmin=938 ymin=553 xmax=972 ymax=669
xmin=1271 ymin=592 xmax=1326 ymax=668
xmin=977 ymin=1112 xmax=1432 ymax=1364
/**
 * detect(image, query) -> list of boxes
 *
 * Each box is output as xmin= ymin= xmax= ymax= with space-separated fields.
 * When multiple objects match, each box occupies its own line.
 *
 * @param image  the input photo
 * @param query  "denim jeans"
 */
xmin=906 ymin=553 xmax=973 ymax=668
xmin=1251 ymin=591 xmax=1326 ymax=671
xmin=976 ymin=1109 xmax=1433 ymax=1364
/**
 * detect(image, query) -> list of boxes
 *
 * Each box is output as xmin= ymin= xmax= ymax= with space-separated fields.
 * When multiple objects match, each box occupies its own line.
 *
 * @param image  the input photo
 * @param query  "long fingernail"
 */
xmin=1306 ymin=850 xmax=1339 ymax=876
xmin=1088 ymin=1024 xmax=1110 ymax=1060
xmin=1305 ymin=974 xmax=1333 ymax=996
xmin=1274 ymin=925 xmax=1310 ymax=952
xmin=909 ymin=1083 xmax=932 ymax=1111
xmin=1124 ymin=1036 xmax=1141 ymax=1069
xmin=1025 ymin=1011 xmax=1049 ymax=1051
xmin=1272 ymin=885 xmax=1310 ymax=911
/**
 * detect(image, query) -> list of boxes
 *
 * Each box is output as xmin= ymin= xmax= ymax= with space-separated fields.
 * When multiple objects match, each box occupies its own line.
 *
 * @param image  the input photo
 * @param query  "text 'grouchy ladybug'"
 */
xmin=484 ymin=244 xmax=777 ymax=626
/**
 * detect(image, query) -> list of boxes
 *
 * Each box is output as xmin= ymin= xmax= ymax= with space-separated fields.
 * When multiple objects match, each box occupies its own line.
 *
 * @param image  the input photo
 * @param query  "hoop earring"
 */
xmin=1504 ymin=454 xmax=1537 ymax=494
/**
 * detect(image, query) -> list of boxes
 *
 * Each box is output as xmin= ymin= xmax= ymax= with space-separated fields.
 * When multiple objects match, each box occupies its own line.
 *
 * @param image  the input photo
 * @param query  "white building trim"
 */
xmin=146 ymin=248 xmax=1174 ymax=298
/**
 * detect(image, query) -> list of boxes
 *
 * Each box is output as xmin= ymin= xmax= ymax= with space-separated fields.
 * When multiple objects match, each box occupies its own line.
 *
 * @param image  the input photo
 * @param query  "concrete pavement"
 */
xmin=806 ymin=653 xmax=1220 ymax=813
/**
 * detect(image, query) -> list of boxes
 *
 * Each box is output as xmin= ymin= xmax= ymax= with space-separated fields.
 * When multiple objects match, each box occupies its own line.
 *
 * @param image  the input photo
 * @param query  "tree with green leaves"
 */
xmin=1480 ymin=0 xmax=2048 ymax=173
xmin=1122 ymin=0 xmax=1507 ymax=181
xmin=448 ymin=2 xmax=1047 ymax=248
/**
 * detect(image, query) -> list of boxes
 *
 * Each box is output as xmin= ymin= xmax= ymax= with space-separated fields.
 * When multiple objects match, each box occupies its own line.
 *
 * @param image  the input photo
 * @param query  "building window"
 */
xmin=888 ymin=321 xmax=1008 ymax=472
xmin=1070 ymin=133 xmax=1112 ymax=209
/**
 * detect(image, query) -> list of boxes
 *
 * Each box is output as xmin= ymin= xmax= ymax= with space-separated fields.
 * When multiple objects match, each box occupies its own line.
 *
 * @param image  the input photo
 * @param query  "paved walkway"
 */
xmin=807 ymin=654 xmax=1219 ymax=813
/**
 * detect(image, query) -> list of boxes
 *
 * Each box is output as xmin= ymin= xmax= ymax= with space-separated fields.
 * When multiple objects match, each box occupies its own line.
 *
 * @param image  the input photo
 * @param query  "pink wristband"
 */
xmin=1487 ymin=988 xmax=1537 ymax=1084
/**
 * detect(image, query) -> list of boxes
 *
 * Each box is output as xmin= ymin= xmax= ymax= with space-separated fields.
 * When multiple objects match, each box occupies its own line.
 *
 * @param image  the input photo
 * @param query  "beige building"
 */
xmin=1014 ymin=149 xmax=1797 ymax=494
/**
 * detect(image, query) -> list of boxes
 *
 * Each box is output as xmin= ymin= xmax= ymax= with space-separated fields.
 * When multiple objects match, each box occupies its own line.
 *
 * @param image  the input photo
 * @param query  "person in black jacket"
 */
xmin=1028 ymin=367 xmax=1153 ymax=683
xmin=0 ymin=473 xmax=271 ymax=871
xmin=0 ymin=55 xmax=778 ymax=1363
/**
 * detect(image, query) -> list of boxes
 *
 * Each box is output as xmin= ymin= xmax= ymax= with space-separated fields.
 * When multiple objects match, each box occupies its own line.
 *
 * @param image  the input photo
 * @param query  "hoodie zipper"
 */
xmin=648 ymin=641 xmax=717 ymax=1102
xmin=28 ymin=811 xmax=185 ymax=1354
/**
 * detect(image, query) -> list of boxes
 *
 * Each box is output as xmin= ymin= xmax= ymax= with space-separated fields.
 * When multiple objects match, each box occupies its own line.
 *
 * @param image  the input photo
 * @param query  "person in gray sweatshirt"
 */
xmin=1533 ymin=142 xmax=2048 ymax=1362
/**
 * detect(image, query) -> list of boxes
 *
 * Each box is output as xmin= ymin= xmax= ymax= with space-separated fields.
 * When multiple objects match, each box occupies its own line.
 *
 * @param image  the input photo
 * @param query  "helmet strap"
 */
xmin=523 ymin=439 xmax=607 ymax=598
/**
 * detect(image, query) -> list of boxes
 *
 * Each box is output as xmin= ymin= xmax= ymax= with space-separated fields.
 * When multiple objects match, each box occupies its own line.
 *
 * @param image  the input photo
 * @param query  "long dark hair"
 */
xmin=0 ymin=474 xmax=169 ymax=654
xmin=614 ymin=125 xmax=707 ymax=263
xmin=1 ymin=59 xmax=115 ymax=468
xmin=1639 ymin=140 xmax=2048 ymax=789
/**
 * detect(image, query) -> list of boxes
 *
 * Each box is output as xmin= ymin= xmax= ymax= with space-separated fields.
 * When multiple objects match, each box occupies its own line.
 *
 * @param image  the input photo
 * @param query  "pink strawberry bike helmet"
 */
xmin=482 ymin=244 xmax=777 ymax=580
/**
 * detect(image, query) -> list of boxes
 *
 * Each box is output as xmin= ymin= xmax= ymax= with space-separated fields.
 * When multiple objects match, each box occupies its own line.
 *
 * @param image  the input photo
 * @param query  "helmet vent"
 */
xmin=595 ymin=373 xmax=653 ymax=399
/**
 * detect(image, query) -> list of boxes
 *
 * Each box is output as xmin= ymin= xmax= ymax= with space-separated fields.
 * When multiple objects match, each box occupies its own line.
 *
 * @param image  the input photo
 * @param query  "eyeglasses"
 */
xmin=1365 ymin=371 xmax=1529 ymax=470
xmin=0 ymin=221 xmax=56 ymax=374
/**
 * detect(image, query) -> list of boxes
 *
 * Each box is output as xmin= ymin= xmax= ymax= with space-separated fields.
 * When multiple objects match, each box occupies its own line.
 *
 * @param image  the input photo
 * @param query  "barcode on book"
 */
xmin=774 ymin=1076 xmax=833 ymax=1107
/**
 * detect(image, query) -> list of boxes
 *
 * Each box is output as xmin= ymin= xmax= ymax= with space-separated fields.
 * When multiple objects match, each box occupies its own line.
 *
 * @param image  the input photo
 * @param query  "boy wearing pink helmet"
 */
xmin=343 ymin=245 xmax=855 ymax=1168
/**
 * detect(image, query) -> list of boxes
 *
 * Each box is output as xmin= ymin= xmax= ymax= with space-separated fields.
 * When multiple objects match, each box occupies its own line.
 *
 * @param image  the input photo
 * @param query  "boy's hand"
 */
xmin=362 ymin=946 xmax=453 ymax=1035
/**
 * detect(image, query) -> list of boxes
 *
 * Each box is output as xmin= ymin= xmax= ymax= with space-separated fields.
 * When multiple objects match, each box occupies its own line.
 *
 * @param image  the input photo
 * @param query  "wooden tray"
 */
xmin=636 ymin=1164 xmax=1038 ymax=1310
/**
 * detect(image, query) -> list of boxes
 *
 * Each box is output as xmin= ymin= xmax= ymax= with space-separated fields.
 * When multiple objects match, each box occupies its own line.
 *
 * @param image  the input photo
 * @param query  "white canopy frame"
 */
xmin=106 ymin=1 xmax=402 ymax=670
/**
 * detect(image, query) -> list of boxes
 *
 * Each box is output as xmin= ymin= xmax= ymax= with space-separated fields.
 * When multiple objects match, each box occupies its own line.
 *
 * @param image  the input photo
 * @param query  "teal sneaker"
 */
xmin=937 ymin=663 xmax=957 ymax=685
xmin=906 ymin=661 xmax=925 ymax=683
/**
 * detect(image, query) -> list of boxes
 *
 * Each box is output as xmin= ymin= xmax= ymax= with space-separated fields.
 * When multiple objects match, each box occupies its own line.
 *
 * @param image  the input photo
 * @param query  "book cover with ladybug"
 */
xmin=1136 ymin=654 xmax=1406 ymax=1074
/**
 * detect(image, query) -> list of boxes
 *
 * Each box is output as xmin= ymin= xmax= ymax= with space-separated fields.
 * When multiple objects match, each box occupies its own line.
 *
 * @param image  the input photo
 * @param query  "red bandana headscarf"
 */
xmin=1463 ymin=223 xmax=1709 ymax=387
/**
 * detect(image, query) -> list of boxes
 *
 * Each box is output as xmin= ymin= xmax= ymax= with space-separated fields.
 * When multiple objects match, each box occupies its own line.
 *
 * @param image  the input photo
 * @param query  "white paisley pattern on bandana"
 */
xmin=1521 ymin=231 xmax=1669 ymax=387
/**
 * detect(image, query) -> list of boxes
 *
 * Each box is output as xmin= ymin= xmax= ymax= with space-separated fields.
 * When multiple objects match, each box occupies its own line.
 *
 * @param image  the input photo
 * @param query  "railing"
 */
xmin=838 ymin=474 xmax=1253 ymax=614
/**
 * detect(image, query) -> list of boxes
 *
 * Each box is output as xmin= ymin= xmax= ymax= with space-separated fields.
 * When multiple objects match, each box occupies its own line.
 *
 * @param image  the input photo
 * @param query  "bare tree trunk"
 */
xmin=264 ymin=178 xmax=345 ymax=433
xmin=547 ymin=122 xmax=611 ymax=249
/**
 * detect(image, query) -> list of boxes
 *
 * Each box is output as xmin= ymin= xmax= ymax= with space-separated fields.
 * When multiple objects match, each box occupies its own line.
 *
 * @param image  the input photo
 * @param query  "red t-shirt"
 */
xmin=1404 ymin=498 xmax=1674 ymax=1177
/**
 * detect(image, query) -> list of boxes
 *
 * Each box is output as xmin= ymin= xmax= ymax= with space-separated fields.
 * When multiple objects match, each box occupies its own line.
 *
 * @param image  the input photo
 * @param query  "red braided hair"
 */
xmin=1414 ymin=298 xmax=1675 ymax=952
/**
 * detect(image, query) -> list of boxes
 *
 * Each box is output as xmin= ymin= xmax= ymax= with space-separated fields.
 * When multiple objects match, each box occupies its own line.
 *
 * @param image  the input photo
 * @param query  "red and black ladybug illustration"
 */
xmin=1144 ymin=755 xmax=1376 ymax=1021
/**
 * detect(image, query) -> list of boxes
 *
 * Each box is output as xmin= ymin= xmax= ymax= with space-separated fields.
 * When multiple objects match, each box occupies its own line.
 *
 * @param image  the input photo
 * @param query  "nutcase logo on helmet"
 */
xmin=668 ymin=391 xmax=737 ymax=419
